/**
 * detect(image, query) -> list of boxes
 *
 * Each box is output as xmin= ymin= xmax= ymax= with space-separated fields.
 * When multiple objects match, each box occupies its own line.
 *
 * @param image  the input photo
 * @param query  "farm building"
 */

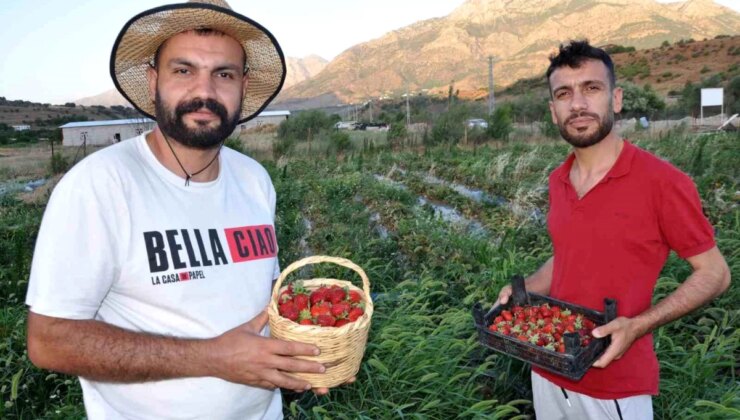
xmin=237 ymin=110 xmax=290 ymax=131
xmin=12 ymin=124 xmax=31 ymax=131
xmin=60 ymin=118 xmax=155 ymax=146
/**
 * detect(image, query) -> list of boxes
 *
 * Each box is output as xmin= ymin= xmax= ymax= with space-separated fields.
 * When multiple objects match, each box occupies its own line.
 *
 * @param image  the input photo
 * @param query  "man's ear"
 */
xmin=612 ymin=86 xmax=623 ymax=114
xmin=242 ymin=72 xmax=249 ymax=97
xmin=549 ymin=100 xmax=557 ymax=124
xmin=146 ymin=66 xmax=158 ymax=103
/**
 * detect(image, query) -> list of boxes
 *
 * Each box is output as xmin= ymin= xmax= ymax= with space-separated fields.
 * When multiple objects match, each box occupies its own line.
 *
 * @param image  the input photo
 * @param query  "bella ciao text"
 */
xmin=143 ymin=225 xmax=277 ymax=285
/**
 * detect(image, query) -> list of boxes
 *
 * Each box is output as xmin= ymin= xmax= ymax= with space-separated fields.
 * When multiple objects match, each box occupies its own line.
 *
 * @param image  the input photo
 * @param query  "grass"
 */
xmin=1 ymin=130 xmax=738 ymax=419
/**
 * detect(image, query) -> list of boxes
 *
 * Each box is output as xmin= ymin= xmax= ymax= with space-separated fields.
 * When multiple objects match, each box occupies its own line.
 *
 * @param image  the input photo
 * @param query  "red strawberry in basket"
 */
xmin=311 ymin=301 xmax=331 ymax=318
xmin=297 ymin=309 xmax=313 ymax=325
xmin=316 ymin=314 xmax=336 ymax=327
xmin=310 ymin=286 xmax=329 ymax=305
xmin=279 ymin=301 xmax=299 ymax=321
xmin=331 ymin=301 xmax=351 ymax=319
xmin=348 ymin=306 xmax=364 ymax=322
xmin=334 ymin=318 xmax=351 ymax=328
xmin=328 ymin=286 xmax=347 ymax=304
xmin=348 ymin=290 xmax=363 ymax=304
xmin=293 ymin=293 xmax=309 ymax=311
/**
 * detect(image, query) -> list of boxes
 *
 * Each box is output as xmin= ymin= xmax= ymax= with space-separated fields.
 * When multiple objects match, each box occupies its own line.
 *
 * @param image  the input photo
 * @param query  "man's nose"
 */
xmin=570 ymin=89 xmax=588 ymax=112
xmin=189 ymin=73 xmax=217 ymax=99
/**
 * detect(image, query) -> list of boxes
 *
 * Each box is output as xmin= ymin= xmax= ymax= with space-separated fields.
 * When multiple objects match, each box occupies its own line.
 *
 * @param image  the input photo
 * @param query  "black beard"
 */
xmin=155 ymin=91 xmax=240 ymax=150
xmin=558 ymin=110 xmax=614 ymax=149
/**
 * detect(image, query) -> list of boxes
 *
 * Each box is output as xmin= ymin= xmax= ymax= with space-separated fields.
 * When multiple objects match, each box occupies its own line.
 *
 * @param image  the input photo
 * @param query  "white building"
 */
xmin=12 ymin=124 xmax=31 ymax=131
xmin=60 ymin=118 xmax=155 ymax=146
xmin=237 ymin=110 xmax=290 ymax=131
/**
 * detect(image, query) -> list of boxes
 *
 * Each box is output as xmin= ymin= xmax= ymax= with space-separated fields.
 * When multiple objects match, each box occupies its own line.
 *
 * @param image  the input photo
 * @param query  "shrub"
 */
xmin=50 ymin=152 xmax=69 ymax=174
xmin=224 ymin=136 xmax=245 ymax=154
xmin=328 ymin=130 xmax=352 ymax=154
xmin=277 ymin=110 xmax=337 ymax=141
xmin=619 ymin=82 xmax=666 ymax=118
xmin=387 ymin=123 xmax=408 ymax=148
xmin=486 ymin=104 xmax=513 ymax=141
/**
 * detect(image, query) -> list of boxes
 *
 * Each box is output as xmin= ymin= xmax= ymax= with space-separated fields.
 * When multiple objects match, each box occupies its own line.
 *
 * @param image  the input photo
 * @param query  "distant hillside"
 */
xmin=277 ymin=0 xmax=740 ymax=106
xmin=0 ymin=97 xmax=145 ymax=130
xmin=285 ymin=55 xmax=328 ymax=89
xmin=491 ymin=35 xmax=740 ymax=101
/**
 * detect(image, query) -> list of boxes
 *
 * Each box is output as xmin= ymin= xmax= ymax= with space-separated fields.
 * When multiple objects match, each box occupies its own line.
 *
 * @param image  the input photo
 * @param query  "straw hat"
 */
xmin=110 ymin=0 xmax=285 ymax=124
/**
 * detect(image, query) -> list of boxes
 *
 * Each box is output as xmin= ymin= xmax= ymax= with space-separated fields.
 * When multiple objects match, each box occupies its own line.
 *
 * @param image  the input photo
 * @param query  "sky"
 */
xmin=1 ymin=0 xmax=738 ymax=104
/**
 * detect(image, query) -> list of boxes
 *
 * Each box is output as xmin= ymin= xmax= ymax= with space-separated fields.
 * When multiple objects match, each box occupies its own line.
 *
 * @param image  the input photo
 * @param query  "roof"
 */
xmin=60 ymin=118 xmax=154 ymax=129
xmin=256 ymin=110 xmax=290 ymax=117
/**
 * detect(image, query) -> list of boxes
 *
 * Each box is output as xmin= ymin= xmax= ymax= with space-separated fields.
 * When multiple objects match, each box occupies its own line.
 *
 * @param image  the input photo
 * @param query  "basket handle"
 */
xmin=273 ymin=256 xmax=371 ymax=299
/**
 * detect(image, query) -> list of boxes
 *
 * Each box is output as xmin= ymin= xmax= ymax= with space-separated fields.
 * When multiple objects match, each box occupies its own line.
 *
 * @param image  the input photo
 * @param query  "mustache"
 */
xmin=175 ymin=98 xmax=228 ymax=122
xmin=564 ymin=111 xmax=600 ymax=125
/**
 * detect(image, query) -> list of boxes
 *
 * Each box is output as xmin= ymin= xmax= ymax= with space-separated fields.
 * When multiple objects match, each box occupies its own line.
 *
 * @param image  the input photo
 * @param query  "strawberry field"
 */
xmin=1 ymin=131 xmax=738 ymax=418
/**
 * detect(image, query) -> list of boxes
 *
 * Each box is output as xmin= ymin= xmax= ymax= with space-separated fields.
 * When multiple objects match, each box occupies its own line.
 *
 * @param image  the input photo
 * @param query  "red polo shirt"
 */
xmin=533 ymin=140 xmax=715 ymax=399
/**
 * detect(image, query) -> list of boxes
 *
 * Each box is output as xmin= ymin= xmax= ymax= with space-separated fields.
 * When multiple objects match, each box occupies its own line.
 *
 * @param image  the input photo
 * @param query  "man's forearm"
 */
xmin=632 ymin=249 xmax=730 ymax=337
xmin=525 ymin=256 xmax=554 ymax=295
xmin=27 ymin=312 xmax=214 ymax=383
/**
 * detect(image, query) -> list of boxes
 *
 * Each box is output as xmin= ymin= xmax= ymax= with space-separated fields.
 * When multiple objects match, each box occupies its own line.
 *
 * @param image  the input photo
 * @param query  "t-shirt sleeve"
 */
xmin=26 ymin=162 xmax=126 ymax=319
xmin=656 ymin=170 xmax=715 ymax=259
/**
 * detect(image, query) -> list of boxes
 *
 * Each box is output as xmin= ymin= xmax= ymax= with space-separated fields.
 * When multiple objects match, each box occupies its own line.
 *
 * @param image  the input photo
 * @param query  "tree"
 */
xmin=487 ymin=104 xmax=513 ymax=140
xmin=619 ymin=82 xmax=665 ymax=118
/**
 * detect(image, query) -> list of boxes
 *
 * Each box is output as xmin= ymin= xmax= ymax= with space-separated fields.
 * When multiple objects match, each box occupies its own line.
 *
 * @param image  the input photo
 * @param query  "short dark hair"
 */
xmin=546 ymin=40 xmax=615 ymax=90
xmin=151 ymin=28 xmax=248 ymax=74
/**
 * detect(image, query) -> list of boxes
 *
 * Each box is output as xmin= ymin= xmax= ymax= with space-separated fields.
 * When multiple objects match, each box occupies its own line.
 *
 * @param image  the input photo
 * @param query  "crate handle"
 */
xmin=604 ymin=298 xmax=617 ymax=323
xmin=564 ymin=332 xmax=580 ymax=355
xmin=511 ymin=274 xmax=530 ymax=306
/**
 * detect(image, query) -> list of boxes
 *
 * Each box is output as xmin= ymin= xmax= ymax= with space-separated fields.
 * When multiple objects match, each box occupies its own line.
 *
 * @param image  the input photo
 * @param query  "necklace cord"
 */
xmin=162 ymin=134 xmax=222 ymax=186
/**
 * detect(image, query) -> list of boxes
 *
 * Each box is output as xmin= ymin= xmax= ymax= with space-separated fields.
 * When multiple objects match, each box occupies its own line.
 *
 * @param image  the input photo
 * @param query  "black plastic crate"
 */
xmin=473 ymin=275 xmax=617 ymax=381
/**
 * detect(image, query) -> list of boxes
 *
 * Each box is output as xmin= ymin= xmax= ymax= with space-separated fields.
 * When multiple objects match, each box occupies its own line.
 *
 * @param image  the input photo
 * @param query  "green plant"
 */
xmin=486 ymin=104 xmax=513 ymax=141
xmin=49 ymin=152 xmax=69 ymax=174
xmin=223 ymin=136 xmax=245 ymax=154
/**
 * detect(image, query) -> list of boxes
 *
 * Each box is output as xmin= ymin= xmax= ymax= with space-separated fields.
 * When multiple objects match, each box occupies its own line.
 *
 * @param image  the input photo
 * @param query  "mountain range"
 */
xmin=276 ymin=0 xmax=739 ymax=106
xmin=75 ymin=0 xmax=739 ymax=109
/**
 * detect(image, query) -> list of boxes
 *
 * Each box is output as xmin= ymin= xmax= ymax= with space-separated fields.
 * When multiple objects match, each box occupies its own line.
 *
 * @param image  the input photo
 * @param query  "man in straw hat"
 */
xmin=26 ymin=1 xmax=337 ymax=418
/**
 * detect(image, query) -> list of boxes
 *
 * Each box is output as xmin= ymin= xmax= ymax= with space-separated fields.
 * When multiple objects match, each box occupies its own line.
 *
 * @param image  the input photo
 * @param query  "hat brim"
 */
xmin=110 ymin=3 xmax=286 ymax=124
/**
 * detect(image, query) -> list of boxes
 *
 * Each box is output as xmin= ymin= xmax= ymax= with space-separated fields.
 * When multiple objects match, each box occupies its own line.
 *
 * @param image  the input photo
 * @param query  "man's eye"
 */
xmin=556 ymin=91 xmax=570 ymax=99
xmin=217 ymin=72 xmax=234 ymax=79
xmin=174 ymin=69 xmax=189 ymax=75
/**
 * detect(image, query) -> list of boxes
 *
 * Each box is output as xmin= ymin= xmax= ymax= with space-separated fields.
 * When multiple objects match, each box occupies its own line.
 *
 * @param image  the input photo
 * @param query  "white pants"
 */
xmin=531 ymin=371 xmax=653 ymax=420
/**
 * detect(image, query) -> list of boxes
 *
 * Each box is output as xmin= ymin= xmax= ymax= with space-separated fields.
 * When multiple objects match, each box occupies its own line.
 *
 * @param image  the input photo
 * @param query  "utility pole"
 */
xmin=405 ymin=84 xmax=411 ymax=126
xmin=488 ymin=56 xmax=496 ymax=115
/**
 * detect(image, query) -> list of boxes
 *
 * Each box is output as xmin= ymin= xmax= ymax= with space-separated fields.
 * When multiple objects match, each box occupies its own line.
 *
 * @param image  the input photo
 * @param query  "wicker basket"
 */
xmin=268 ymin=256 xmax=374 ymax=388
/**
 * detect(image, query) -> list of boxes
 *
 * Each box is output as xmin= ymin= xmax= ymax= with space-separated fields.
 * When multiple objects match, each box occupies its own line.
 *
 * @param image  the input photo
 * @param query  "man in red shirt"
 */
xmin=497 ymin=40 xmax=730 ymax=419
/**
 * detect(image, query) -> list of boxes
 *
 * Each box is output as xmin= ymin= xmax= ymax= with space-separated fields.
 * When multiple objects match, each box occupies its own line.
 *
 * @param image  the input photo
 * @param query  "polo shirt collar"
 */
xmin=558 ymin=139 xmax=636 ymax=184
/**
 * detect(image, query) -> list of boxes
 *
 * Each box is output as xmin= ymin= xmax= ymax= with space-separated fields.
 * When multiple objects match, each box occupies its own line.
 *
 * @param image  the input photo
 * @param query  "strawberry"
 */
xmin=316 ymin=314 xmax=336 ymax=327
xmin=299 ymin=318 xmax=315 ymax=325
xmin=310 ymin=286 xmax=329 ymax=305
xmin=501 ymin=310 xmax=513 ymax=321
xmin=331 ymin=301 xmax=351 ymax=319
xmin=310 ymin=301 xmax=331 ymax=318
xmin=293 ymin=294 xmax=309 ymax=311
xmin=279 ymin=301 xmax=299 ymax=321
xmin=328 ymin=286 xmax=346 ymax=304
xmin=278 ymin=289 xmax=293 ymax=304
xmin=348 ymin=290 xmax=363 ymax=304
xmin=348 ymin=306 xmax=364 ymax=322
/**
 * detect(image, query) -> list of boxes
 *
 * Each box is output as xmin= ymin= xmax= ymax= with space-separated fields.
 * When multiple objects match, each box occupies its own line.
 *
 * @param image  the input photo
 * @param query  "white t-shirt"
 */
xmin=26 ymin=132 xmax=283 ymax=420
